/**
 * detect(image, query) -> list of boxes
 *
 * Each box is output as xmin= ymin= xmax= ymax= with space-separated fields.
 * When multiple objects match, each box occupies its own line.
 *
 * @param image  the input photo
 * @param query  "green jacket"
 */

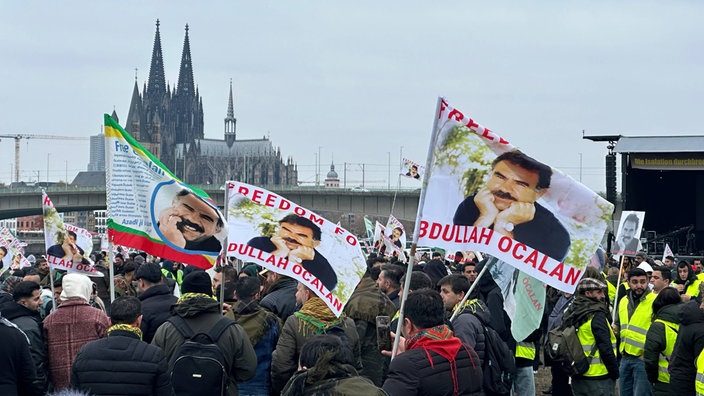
xmin=343 ymin=277 xmax=397 ymax=386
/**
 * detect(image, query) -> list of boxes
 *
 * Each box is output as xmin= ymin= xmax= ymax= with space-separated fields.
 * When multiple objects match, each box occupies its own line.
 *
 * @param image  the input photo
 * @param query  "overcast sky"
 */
xmin=1 ymin=1 xmax=702 ymax=192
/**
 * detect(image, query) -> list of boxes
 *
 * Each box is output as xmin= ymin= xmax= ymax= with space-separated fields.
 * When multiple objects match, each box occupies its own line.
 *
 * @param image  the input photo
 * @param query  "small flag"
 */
xmin=400 ymin=158 xmax=424 ymax=180
xmin=663 ymin=243 xmax=674 ymax=262
xmin=42 ymin=191 xmax=103 ymax=277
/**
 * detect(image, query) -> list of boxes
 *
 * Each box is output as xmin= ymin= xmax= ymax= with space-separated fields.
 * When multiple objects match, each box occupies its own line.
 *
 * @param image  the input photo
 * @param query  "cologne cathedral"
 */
xmin=124 ymin=20 xmax=298 ymax=186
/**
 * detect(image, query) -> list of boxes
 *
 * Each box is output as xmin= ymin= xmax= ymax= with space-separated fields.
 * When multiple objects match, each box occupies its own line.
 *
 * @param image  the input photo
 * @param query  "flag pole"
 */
xmin=611 ymin=255 xmax=625 ymax=323
xmin=391 ymin=97 xmax=443 ymax=360
xmin=109 ymin=242 xmax=116 ymax=303
xmin=49 ymin=266 xmax=57 ymax=313
xmin=220 ymin=182 xmax=231 ymax=314
xmin=450 ymin=252 xmax=488 ymax=322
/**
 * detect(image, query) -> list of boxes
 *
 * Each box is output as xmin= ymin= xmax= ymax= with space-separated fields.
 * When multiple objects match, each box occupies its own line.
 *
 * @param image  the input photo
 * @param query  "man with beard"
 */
xmin=563 ymin=277 xmax=618 ymax=395
xmin=248 ymin=213 xmax=337 ymax=291
xmin=158 ymin=189 xmax=224 ymax=253
xmin=613 ymin=268 xmax=656 ymax=396
xmin=453 ymin=150 xmax=570 ymax=262
xmin=613 ymin=213 xmax=641 ymax=256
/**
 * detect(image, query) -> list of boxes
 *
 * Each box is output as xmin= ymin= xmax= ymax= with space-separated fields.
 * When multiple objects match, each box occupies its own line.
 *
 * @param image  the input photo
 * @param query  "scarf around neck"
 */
xmin=295 ymin=296 xmax=343 ymax=336
xmin=108 ymin=323 xmax=143 ymax=340
xmin=406 ymin=324 xmax=466 ymax=396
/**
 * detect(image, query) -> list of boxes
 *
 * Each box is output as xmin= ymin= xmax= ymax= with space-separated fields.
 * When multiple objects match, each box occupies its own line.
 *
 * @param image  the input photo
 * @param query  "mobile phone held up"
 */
xmin=376 ymin=315 xmax=392 ymax=352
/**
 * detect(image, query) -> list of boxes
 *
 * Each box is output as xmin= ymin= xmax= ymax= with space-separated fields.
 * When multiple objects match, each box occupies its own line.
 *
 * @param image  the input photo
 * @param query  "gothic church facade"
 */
xmin=124 ymin=20 xmax=297 ymax=186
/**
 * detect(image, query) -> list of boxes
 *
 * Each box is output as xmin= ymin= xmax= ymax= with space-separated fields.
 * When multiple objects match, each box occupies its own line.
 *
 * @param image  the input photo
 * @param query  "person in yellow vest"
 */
xmin=696 ymin=347 xmax=704 ymax=396
xmin=514 ymin=329 xmax=540 ymax=396
xmin=613 ymin=267 xmax=655 ymax=396
xmin=643 ymin=287 xmax=682 ymax=396
xmin=562 ymin=277 xmax=618 ymax=395
xmin=673 ymin=260 xmax=701 ymax=302
xmin=669 ymin=282 xmax=704 ymax=394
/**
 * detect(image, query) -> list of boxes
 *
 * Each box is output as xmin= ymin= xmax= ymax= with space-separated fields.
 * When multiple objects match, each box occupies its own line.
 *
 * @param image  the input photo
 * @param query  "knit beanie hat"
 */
xmin=181 ymin=271 xmax=212 ymax=296
xmin=576 ymin=277 xmax=607 ymax=295
xmin=60 ymin=273 xmax=93 ymax=301
xmin=241 ymin=263 xmax=259 ymax=278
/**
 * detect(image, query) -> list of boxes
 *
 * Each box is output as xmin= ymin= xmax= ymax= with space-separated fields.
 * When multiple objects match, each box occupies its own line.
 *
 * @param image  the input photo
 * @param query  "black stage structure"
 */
xmin=585 ymin=135 xmax=704 ymax=257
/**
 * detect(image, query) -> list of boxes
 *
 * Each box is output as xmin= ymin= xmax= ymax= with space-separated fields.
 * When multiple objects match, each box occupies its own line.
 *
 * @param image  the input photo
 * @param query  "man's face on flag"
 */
xmin=620 ymin=220 xmax=637 ymax=243
xmin=486 ymin=160 xmax=544 ymax=211
xmin=171 ymin=192 xmax=222 ymax=243
xmin=276 ymin=222 xmax=319 ymax=251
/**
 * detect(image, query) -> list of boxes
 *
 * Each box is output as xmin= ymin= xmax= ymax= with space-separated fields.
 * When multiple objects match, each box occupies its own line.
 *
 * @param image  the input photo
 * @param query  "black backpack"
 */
xmin=481 ymin=324 xmax=516 ymax=396
xmin=168 ymin=315 xmax=236 ymax=396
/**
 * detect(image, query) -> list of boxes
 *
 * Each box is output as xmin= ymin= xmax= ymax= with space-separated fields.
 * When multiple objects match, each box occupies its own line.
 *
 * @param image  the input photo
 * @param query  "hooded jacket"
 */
xmin=151 ymin=296 xmax=257 ymax=396
xmin=43 ymin=298 xmax=110 ymax=390
xmin=668 ymin=300 xmax=704 ymax=394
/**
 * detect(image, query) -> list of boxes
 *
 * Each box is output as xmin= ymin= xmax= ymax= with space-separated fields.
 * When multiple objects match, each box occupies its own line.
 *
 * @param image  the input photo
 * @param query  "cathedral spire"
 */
xmin=224 ymin=79 xmax=237 ymax=146
xmin=176 ymin=24 xmax=195 ymax=97
xmin=146 ymin=19 xmax=166 ymax=105
xmin=226 ymin=79 xmax=235 ymax=119
xmin=125 ymin=79 xmax=143 ymax=139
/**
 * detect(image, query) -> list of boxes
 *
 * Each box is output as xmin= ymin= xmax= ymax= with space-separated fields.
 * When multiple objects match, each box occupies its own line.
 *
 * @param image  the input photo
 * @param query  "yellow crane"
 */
xmin=0 ymin=134 xmax=90 ymax=183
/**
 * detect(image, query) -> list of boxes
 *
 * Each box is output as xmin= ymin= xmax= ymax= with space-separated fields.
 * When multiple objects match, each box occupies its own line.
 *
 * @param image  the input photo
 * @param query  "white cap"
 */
xmin=637 ymin=262 xmax=653 ymax=273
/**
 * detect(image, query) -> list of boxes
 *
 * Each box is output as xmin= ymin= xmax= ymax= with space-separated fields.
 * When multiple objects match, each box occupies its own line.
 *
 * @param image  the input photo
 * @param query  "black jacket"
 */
xmin=260 ymin=277 xmax=298 ymax=321
xmin=669 ymin=300 xmax=704 ymax=394
xmin=138 ymin=283 xmax=178 ymax=343
xmin=475 ymin=267 xmax=513 ymax=347
xmin=71 ymin=329 xmax=170 ymax=396
xmin=451 ymin=300 xmax=490 ymax=366
xmin=0 ymin=314 xmax=43 ymax=396
xmin=2 ymin=302 xmax=48 ymax=393
xmin=383 ymin=337 xmax=483 ymax=396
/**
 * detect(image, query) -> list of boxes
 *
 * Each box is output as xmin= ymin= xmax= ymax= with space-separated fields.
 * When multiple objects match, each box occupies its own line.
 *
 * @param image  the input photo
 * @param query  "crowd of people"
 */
xmin=2 ymin=248 xmax=704 ymax=395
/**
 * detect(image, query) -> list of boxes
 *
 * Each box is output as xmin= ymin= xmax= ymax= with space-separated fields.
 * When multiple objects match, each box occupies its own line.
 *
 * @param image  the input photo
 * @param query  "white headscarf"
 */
xmin=60 ymin=273 xmax=93 ymax=302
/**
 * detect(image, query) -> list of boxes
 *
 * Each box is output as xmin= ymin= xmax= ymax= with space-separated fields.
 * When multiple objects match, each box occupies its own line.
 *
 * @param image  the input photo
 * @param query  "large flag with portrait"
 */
xmin=104 ymin=114 xmax=227 ymax=269
xmin=42 ymin=191 xmax=103 ymax=276
xmin=418 ymin=98 xmax=614 ymax=293
xmin=225 ymin=181 xmax=366 ymax=316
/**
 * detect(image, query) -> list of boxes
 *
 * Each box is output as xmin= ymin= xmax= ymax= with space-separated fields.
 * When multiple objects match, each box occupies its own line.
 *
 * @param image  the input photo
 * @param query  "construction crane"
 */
xmin=0 ymin=134 xmax=90 ymax=183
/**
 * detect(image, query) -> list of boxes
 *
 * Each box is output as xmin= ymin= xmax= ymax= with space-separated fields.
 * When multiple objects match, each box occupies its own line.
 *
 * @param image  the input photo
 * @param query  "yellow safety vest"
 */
xmin=162 ymin=268 xmax=184 ymax=285
xmin=607 ymin=281 xmax=616 ymax=306
xmin=653 ymin=319 xmax=679 ymax=383
xmin=696 ymin=348 xmax=704 ymax=396
xmin=577 ymin=314 xmax=617 ymax=377
xmin=684 ymin=279 xmax=702 ymax=297
xmin=618 ymin=292 xmax=655 ymax=356
xmin=697 ymin=272 xmax=704 ymax=282
xmin=516 ymin=341 xmax=536 ymax=360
